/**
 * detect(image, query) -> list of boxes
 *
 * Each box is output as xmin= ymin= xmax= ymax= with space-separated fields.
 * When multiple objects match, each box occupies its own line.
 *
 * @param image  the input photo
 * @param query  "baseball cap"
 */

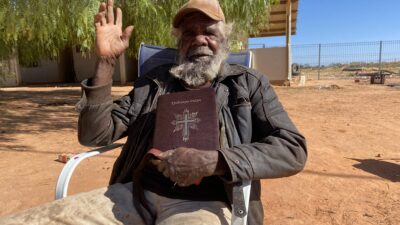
xmin=173 ymin=0 xmax=225 ymax=28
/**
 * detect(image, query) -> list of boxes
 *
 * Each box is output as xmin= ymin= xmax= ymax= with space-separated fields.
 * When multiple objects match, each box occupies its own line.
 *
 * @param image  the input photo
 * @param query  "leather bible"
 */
xmin=132 ymin=88 xmax=221 ymax=225
xmin=152 ymin=88 xmax=219 ymax=151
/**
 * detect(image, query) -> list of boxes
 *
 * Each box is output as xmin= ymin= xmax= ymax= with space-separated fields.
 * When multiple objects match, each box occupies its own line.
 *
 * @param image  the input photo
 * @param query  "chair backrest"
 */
xmin=138 ymin=43 xmax=252 ymax=77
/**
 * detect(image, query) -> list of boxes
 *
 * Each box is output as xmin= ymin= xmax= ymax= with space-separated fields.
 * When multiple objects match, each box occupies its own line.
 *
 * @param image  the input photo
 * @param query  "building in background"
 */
xmin=250 ymin=0 xmax=298 ymax=85
xmin=0 ymin=0 xmax=299 ymax=87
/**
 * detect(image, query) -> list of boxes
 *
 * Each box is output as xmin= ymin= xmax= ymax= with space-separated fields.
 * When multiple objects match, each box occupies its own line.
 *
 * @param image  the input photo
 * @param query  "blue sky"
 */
xmin=249 ymin=0 xmax=400 ymax=47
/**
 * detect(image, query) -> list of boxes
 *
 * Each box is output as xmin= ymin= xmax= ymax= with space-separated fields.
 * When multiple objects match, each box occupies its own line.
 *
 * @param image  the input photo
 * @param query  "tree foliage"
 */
xmin=0 ymin=0 xmax=279 ymax=65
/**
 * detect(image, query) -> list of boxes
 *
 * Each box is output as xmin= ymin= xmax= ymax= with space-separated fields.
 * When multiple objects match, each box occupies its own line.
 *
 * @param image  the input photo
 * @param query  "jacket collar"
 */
xmin=216 ymin=62 xmax=247 ymax=82
xmin=145 ymin=63 xmax=178 ymax=89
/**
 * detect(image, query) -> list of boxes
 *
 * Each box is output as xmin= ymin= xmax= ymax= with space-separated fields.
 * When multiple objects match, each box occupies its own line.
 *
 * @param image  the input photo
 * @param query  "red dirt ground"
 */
xmin=0 ymin=78 xmax=399 ymax=224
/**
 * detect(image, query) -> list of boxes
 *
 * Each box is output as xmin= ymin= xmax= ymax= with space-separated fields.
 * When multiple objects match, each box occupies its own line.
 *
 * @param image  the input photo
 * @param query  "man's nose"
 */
xmin=192 ymin=34 xmax=208 ymax=46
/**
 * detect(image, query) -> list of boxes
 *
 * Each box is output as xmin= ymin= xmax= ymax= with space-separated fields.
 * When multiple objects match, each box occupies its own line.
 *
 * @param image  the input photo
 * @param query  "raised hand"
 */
xmin=94 ymin=0 xmax=134 ymax=59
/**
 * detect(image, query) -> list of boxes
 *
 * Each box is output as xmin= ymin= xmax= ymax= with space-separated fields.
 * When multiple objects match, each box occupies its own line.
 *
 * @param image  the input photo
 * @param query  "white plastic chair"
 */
xmin=55 ymin=43 xmax=253 ymax=225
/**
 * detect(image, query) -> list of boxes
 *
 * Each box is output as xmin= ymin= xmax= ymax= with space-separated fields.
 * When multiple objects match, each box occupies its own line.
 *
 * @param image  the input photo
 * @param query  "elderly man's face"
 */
xmin=179 ymin=13 xmax=223 ymax=62
xmin=170 ymin=12 xmax=228 ymax=87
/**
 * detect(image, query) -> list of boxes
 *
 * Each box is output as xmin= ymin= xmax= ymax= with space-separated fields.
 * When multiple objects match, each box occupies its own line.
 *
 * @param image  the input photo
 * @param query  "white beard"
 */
xmin=170 ymin=46 xmax=229 ymax=87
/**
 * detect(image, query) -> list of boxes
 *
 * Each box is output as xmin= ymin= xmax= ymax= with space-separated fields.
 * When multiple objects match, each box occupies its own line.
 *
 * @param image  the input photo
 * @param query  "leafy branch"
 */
xmin=0 ymin=0 xmax=279 ymax=65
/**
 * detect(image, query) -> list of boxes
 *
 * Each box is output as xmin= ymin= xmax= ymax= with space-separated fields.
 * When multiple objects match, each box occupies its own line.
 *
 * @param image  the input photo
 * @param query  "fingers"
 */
xmin=98 ymin=1 xmax=106 ymax=13
xmin=98 ymin=2 xmax=107 ymax=25
xmin=157 ymin=159 xmax=196 ymax=187
xmin=172 ymin=174 xmax=194 ymax=187
xmin=177 ymin=182 xmax=191 ymax=187
xmin=101 ymin=14 xmax=107 ymax=26
xmin=94 ymin=2 xmax=106 ymax=27
xmin=94 ymin=14 xmax=102 ymax=27
xmin=156 ymin=149 xmax=198 ymax=187
xmin=107 ymin=0 xmax=114 ymax=25
xmin=95 ymin=0 xmax=133 ymax=38
xmin=157 ymin=149 xmax=173 ymax=160
xmin=157 ymin=153 xmax=166 ymax=160
xmin=157 ymin=161 xmax=166 ymax=173
xmin=157 ymin=161 xmax=171 ymax=178
xmin=116 ymin=8 xmax=122 ymax=27
xmin=122 ymin=26 xmax=134 ymax=46
xmin=157 ymin=155 xmax=176 ymax=180
xmin=95 ymin=1 xmax=116 ymax=26
xmin=162 ymin=169 xmax=170 ymax=178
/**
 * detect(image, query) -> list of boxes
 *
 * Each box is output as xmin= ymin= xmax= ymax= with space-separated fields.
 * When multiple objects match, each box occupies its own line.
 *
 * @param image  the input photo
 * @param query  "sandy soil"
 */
xmin=0 ymin=78 xmax=399 ymax=225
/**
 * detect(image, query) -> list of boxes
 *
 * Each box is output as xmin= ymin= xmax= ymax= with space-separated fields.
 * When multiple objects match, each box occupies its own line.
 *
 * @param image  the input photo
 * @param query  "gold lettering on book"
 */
xmin=171 ymin=99 xmax=201 ymax=105
xmin=171 ymin=109 xmax=201 ymax=142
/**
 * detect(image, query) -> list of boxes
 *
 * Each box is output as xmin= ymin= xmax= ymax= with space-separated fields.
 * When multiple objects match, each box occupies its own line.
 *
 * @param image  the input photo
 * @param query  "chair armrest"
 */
xmin=55 ymin=143 xmax=124 ymax=200
xmin=231 ymin=180 xmax=251 ymax=225
xmin=55 ymin=142 xmax=251 ymax=225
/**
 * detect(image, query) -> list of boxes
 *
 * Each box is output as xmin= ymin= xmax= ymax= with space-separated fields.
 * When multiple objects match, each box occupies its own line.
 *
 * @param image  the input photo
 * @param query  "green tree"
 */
xmin=0 ymin=0 xmax=279 ymax=66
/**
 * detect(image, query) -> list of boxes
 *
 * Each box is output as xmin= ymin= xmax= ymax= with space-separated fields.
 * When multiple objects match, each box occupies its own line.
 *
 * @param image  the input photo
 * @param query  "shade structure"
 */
xmin=250 ymin=0 xmax=298 ymax=38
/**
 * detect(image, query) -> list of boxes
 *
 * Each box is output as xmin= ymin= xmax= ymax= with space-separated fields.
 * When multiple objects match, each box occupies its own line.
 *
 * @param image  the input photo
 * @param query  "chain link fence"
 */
xmin=250 ymin=40 xmax=400 ymax=81
xmin=292 ymin=40 xmax=400 ymax=80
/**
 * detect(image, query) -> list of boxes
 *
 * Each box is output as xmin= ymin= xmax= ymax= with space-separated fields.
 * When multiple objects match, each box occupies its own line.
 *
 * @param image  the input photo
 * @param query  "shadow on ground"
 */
xmin=349 ymin=158 xmax=400 ymax=182
xmin=0 ymin=89 xmax=81 ymax=151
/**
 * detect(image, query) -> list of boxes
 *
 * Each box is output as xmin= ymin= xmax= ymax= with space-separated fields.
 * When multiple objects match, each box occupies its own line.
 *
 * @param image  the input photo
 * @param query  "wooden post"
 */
xmin=119 ymin=0 xmax=127 ymax=85
xmin=59 ymin=47 xmax=77 ymax=83
xmin=286 ymin=0 xmax=292 ymax=81
xmin=119 ymin=54 xmax=127 ymax=85
xmin=9 ymin=47 xmax=21 ymax=86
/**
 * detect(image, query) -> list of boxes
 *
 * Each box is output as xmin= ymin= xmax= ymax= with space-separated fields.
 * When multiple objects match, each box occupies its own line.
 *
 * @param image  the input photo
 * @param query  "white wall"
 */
xmin=20 ymin=60 xmax=59 ymax=84
xmin=72 ymin=50 xmax=121 ymax=82
xmin=250 ymin=47 xmax=288 ymax=83
xmin=0 ymin=49 xmax=137 ymax=86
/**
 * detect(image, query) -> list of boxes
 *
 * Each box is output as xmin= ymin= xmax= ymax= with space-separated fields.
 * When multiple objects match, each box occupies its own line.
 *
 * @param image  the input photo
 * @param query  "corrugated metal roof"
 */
xmin=251 ymin=0 xmax=298 ymax=37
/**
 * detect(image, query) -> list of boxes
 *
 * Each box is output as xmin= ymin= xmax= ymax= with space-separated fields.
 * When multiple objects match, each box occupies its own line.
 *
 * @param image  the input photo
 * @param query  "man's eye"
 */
xmin=182 ymin=36 xmax=191 ymax=41
xmin=183 ymin=31 xmax=195 ymax=36
xmin=206 ymin=31 xmax=216 ymax=36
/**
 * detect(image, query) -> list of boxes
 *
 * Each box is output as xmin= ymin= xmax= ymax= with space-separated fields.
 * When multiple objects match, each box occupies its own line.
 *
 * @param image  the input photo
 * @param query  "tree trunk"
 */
xmin=8 ymin=47 xmax=22 ymax=86
xmin=58 ymin=46 xmax=76 ymax=83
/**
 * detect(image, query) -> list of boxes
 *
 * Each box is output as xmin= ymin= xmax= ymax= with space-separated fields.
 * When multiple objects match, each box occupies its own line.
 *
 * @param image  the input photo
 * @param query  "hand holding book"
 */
xmin=150 ymin=147 xmax=218 ymax=187
xmin=150 ymin=88 xmax=229 ymax=186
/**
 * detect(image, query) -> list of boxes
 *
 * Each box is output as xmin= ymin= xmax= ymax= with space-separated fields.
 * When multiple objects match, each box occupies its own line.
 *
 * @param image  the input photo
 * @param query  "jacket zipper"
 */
xmin=128 ymin=78 xmax=162 ymax=170
xmin=134 ymin=78 xmax=162 ymax=147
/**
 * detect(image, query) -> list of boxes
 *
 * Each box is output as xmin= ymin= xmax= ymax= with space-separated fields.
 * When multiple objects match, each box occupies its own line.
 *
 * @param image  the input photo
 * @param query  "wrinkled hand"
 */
xmin=95 ymin=0 xmax=134 ymax=59
xmin=157 ymin=147 xmax=219 ymax=187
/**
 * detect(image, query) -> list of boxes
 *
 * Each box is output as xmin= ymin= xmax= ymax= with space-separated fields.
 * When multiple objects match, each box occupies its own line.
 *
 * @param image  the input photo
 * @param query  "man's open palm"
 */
xmin=95 ymin=0 xmax=134 ymax=58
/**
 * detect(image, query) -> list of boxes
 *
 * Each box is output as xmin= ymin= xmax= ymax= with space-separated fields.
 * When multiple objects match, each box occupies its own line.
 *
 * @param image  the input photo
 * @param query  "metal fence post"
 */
xmin=378 ymin=40 xmax=383 ymax=75
xmin=317 ymin=44 xmax=321 ymax=80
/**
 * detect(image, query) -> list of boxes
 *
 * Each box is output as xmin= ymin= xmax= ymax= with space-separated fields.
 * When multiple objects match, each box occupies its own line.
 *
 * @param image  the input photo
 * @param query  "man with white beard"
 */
xmin=78 ymin=0 xmax=307 ymax=224
xmin=0 ymin=0 xmax=306 ymax=225
xmin=169 ymin=13 xmax=231 ymax=88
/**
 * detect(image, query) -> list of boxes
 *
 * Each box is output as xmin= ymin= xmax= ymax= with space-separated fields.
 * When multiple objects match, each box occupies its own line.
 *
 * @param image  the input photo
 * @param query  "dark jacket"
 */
xmin=78 ymin=63 xmax=307 ymax=225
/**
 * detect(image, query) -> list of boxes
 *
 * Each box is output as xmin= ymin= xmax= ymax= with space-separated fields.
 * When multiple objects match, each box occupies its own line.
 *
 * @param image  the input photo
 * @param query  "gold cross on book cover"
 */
xmin=152 ymin=88 xmax=219 ymax=151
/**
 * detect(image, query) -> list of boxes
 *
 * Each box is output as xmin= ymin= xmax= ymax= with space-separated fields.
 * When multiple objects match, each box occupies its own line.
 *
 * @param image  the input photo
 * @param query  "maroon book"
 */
xmin=152 ymin=88 xmax=219 ymax=151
